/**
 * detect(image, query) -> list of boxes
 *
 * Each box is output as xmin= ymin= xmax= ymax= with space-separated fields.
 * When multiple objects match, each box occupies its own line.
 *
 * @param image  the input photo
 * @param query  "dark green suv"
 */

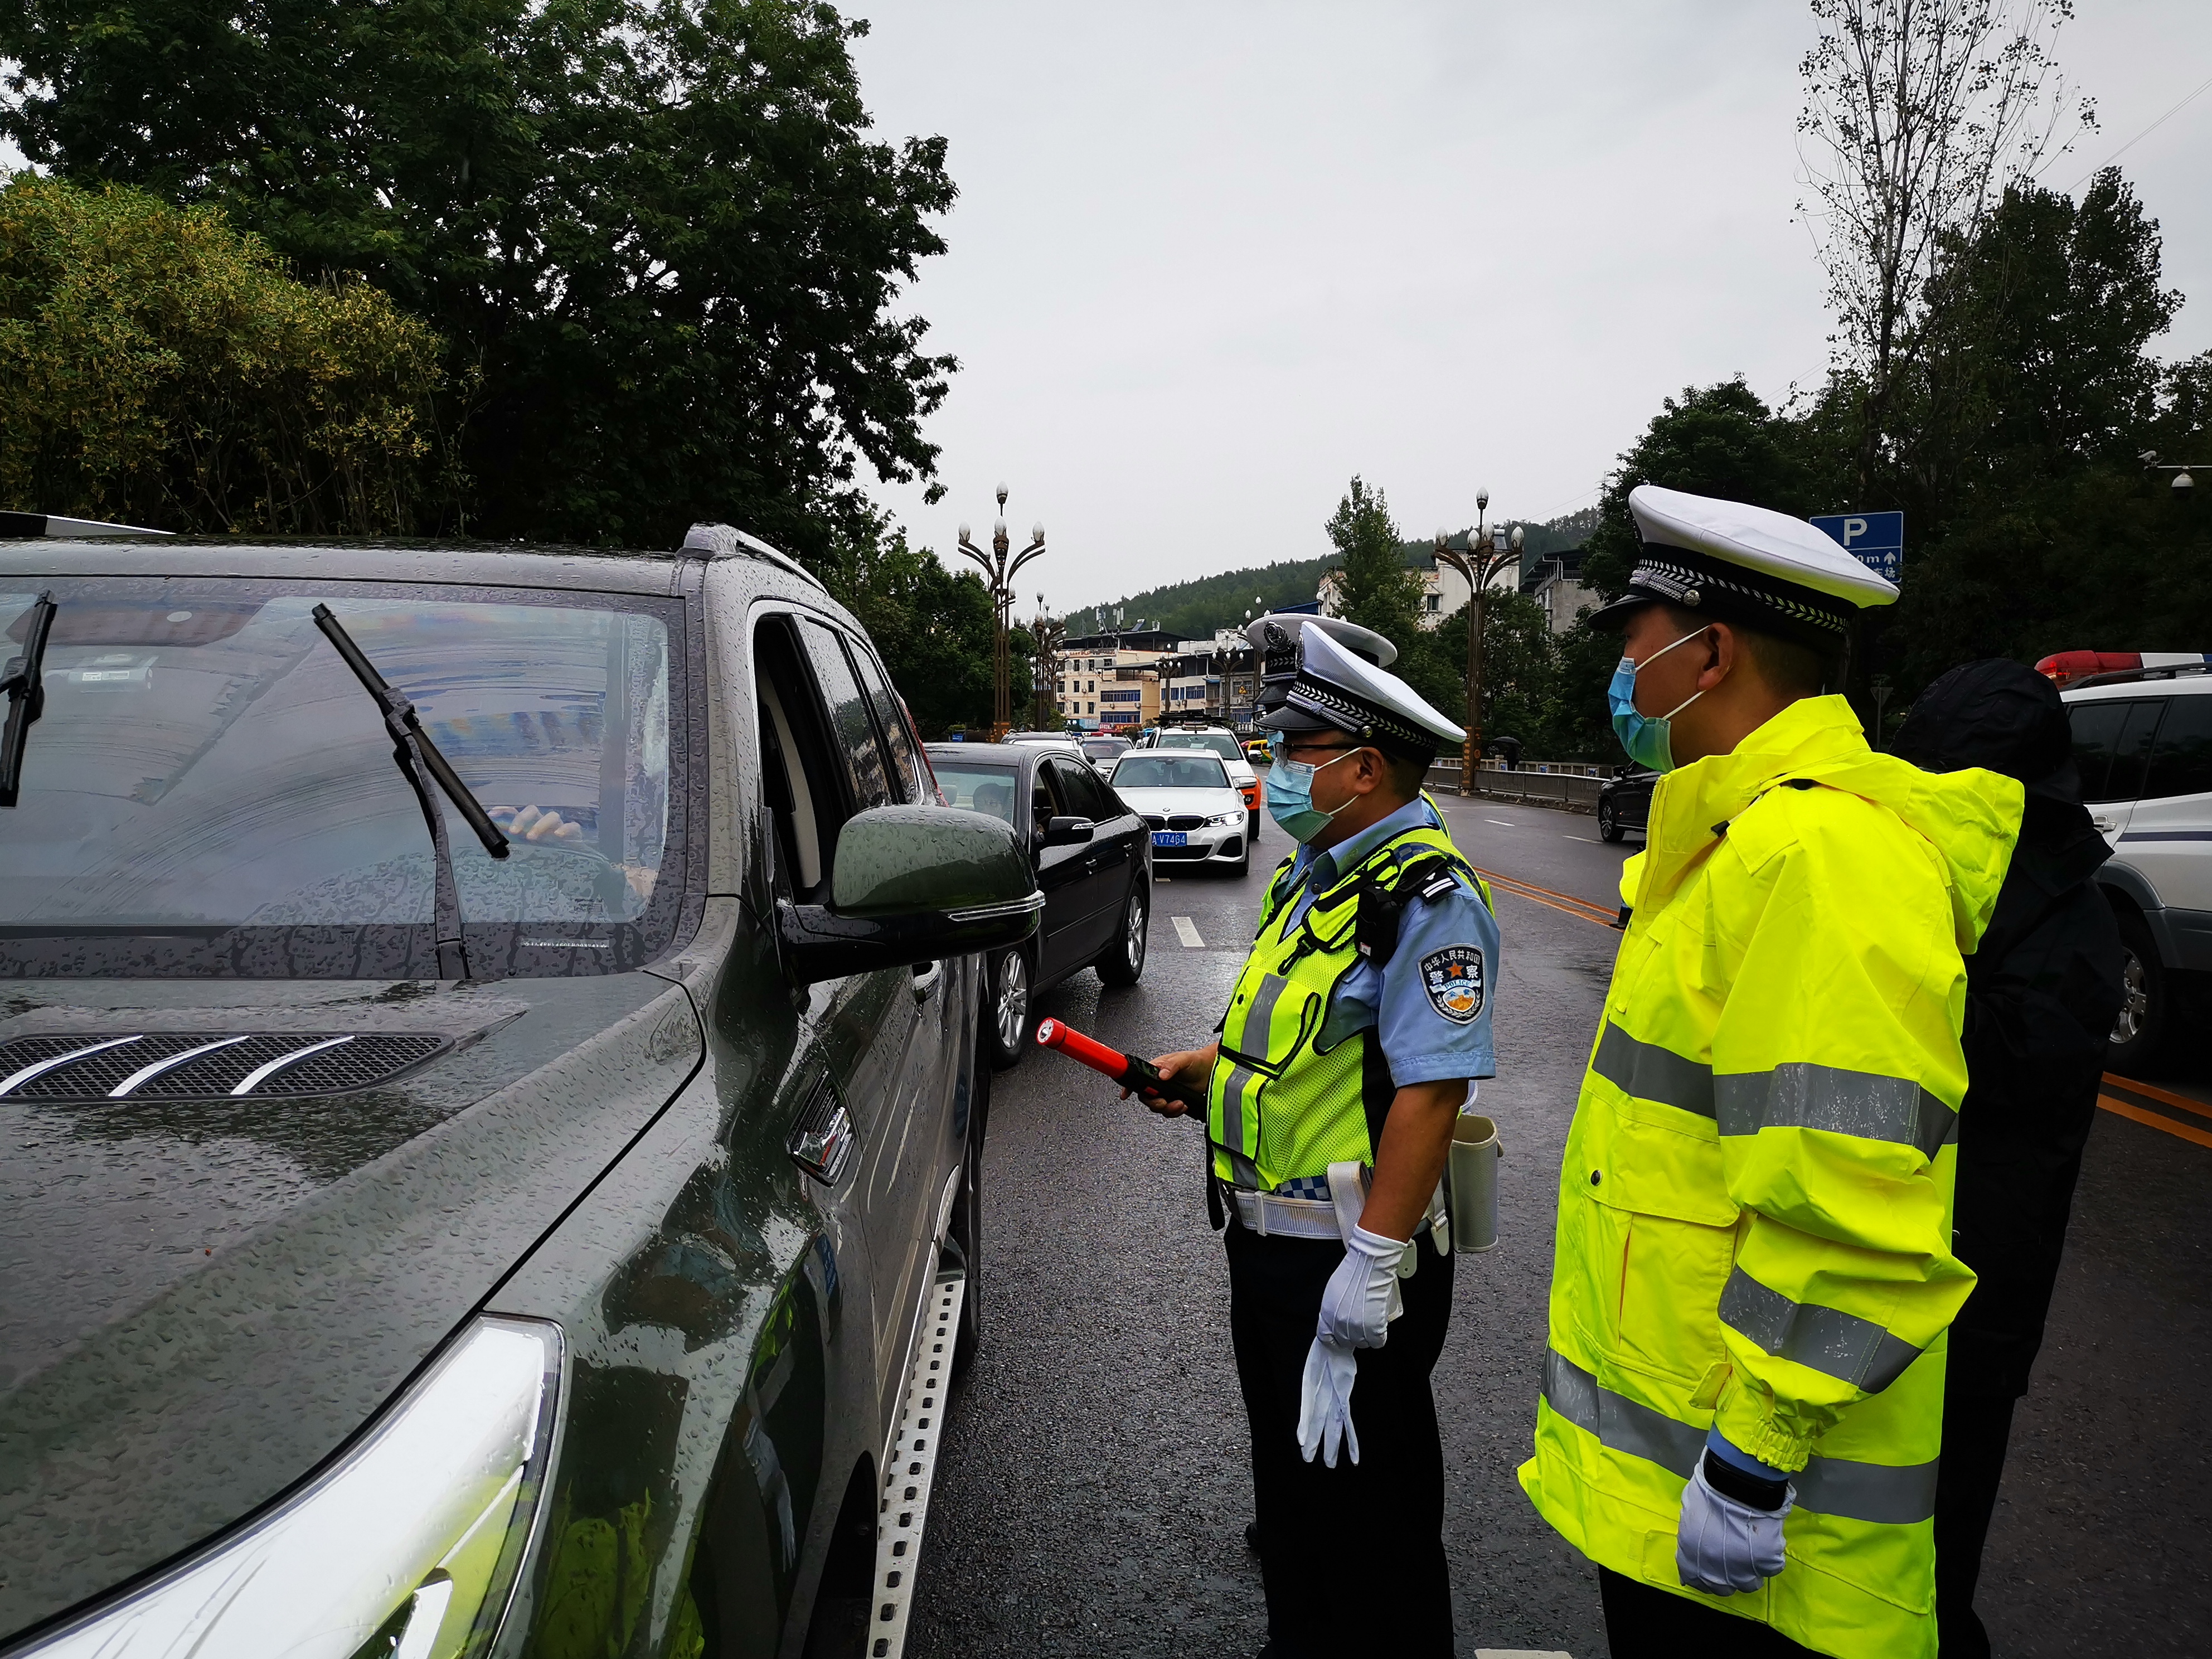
xmin=0 ymin=525 xmax=1034 ymax=1657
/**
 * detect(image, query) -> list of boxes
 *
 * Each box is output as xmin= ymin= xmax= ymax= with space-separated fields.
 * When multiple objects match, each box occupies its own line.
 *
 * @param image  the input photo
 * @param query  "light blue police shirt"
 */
xmin=1275 ymin=795 xmax=1499 ymax=1086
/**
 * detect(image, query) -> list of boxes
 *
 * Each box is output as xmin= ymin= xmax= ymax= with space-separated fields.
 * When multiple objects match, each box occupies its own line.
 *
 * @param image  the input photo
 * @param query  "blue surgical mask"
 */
xmin=1264 ymin=741 xmax=1361 ymax=843
xmin=1607 ymin=628 xmax=1710 ymax=773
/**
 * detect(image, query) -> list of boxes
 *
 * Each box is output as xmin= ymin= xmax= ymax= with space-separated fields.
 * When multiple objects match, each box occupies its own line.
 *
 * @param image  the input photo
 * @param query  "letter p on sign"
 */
xmin=1842 ymin=517 xmax=1869 ymax=546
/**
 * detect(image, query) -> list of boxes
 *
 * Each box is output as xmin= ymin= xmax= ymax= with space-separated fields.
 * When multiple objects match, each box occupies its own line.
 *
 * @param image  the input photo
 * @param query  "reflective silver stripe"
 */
xmin=0 ymin=1035 xmax=145 ymax=1097
xmin=1590 ymin=1021 xmax=1714 ymax=1118
xmin=1718 ymin=1268 xmax=1923 ymax=1394
xmin=1794 ymin=1454 xmax=1941 ymax=1526
xmin=1540 ymin=1347 xmax=1938 ymax=1525
xmin=1221 ymin=1066 xmax=1262 ymax=1161
xmin=230 ymin=1035 xmax=355 ymax=1097
xmin=107 ymin=1035 xmax=252 ymax=1098
xmin=1239 ymin=972 xmax=1293 ymax=1054
xmin=1714 ymin=1064 xmax=1957 ymax=1156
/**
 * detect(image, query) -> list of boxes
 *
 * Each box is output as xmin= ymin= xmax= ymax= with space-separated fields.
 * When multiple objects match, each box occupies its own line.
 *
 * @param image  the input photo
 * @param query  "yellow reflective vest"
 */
xmin=1519 ymin=696 xmax=2022 ymax=1659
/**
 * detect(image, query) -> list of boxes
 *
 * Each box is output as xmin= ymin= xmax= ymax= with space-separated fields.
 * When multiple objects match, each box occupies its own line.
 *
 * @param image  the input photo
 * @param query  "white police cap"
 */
xmin=1257 ymin=622 xmax=1464 ymax=758
xmin=1589 ymin=484 xmax=1899 ymax=649
xmin=1241 ymin=611 xmax=1398 ymax=668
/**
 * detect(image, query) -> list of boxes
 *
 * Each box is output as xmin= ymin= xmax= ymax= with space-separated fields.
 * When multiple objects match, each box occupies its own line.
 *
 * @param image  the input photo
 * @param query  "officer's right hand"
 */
xmin=1122 ymin=1043 xmax=1217 ymax=1115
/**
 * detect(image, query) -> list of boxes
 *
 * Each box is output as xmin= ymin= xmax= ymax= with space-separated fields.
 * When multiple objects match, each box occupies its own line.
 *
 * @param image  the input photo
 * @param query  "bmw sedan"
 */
xmin=1107 ymin=751 xmax=1252 ymax=877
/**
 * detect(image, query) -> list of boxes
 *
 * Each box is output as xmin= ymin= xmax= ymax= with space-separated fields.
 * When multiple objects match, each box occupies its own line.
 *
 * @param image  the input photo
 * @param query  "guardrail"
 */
xmin=1424 ymin=760 xmax=1605 ymax=815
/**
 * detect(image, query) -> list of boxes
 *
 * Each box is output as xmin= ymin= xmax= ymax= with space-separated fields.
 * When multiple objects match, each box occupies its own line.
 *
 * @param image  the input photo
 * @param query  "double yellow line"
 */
xmin=1472 ymin=857 xmax=2212 ymax=1150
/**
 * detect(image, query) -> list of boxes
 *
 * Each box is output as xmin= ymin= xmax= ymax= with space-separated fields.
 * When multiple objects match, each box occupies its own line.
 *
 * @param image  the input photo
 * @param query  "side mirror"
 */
xmin=776 ymin=806 xmax=1041 ymax=984
xmin=1041 ymin=815 xmax=1094 ymax=846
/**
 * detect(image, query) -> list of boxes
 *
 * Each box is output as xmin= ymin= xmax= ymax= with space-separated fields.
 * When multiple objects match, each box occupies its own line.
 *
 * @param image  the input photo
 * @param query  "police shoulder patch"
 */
xmin=1419 ymin=944 xmax=1485 ymax=1023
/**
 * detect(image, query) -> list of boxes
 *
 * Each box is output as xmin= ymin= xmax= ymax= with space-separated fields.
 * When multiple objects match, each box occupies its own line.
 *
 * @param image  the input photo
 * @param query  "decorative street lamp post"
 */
xmin=1432 ymin=490 xmax=1523 ymax=795
xmin=1030 ymin=598 xmax=1068 ymax=730
xmin=956 ymin=483 xmax=1046 ymax=741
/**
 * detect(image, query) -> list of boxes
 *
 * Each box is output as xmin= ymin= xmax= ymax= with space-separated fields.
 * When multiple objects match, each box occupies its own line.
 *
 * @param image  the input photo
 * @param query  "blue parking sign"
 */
xmin=1810 ymin=511 xmax=1903 ymax=584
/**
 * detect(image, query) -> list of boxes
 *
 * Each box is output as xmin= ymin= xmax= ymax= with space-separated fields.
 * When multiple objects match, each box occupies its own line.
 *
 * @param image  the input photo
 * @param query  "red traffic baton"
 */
xmin=1035 ymin=1017 xmax=1205 ymax=1109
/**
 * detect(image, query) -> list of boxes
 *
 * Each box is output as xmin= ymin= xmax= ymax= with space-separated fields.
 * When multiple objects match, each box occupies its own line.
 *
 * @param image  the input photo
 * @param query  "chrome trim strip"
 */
xmin=945 ymin=891 xmax=1047 ymax=923
xmin=0 ymin=1035 xmax=145 ymax=1097
xmin=108 ymin=1035 xmax=253 ymax=1098
xmin=230 ymin=1035 xmax=357 ymax=1097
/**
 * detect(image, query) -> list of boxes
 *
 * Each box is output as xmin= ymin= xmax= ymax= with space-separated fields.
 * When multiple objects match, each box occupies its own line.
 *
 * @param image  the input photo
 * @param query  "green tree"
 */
xmin=2 ymin=0 xmax=959 ymax=561
xmin=1323 ymin=476 xmax=1423 ymax=648
xmin=0 ymin=174 xmax=450 ymax=532
xmin=823 ymin=533 xmax=1006 ymax=740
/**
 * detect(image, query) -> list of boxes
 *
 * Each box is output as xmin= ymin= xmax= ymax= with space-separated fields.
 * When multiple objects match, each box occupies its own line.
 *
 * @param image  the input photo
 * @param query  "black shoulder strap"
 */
xmin=1352 ymin=851 xmax=1471 ymax=969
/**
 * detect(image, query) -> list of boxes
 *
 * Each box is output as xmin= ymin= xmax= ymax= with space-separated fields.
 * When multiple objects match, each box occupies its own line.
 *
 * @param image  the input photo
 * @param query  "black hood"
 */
xmin=0 ymin=968 xmax=704 ymax=1642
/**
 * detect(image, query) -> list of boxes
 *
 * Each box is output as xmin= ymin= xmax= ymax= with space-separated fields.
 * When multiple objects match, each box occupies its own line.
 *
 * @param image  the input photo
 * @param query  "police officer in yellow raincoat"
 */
xmin=1519 ymin=487 xmax=2024 ymax=1659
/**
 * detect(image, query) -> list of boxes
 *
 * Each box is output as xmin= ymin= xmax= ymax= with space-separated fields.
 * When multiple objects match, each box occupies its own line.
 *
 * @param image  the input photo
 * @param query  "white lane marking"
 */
xmin=1485 ymin=818 xmax=1515 ymax=826
xmin=1172 ymin=915 xmax=1204 ymax=949
xmin=1565 ymin=835 xmax=1599 ymax=843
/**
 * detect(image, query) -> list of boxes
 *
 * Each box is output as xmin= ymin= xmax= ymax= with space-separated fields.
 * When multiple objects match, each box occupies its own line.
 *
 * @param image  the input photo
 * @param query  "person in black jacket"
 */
xmin=1889 ymin=659 xmax=2127 ymax=1659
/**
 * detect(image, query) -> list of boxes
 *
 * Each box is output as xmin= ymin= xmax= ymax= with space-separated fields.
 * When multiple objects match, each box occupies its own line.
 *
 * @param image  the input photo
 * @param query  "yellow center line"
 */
xmin=2103 ymin=1072 xmax=2212 ymax=1123
xmin=2098 ymin=1093 xmax=2212 ymax=1149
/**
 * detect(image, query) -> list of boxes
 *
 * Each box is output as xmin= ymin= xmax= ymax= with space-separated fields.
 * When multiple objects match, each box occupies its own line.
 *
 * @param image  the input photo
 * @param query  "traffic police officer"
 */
xmin=1142 ymin=615 xmax=1498 ymax=1659
xmin=1517 ymin=487 xmax=2025 ymax=1659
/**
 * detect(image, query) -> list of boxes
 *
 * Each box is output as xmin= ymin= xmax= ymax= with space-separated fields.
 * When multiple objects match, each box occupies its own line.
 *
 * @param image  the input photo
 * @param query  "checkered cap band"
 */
xmin=1629 ymin=546 xmax=1854 ymax=638
xmin=1283 ymin=671 xmax=1433 ymax=753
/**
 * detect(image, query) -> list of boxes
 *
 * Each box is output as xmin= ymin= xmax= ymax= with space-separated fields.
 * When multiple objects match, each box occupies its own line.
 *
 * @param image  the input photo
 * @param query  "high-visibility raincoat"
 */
xmin=1519 ymin=695 xmax=2023 ymax=1659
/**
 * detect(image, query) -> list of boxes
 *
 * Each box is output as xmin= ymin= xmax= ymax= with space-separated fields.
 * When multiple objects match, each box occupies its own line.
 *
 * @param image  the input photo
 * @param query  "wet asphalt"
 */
xmin=908 ymin=793 xmax=2212 ymax=1657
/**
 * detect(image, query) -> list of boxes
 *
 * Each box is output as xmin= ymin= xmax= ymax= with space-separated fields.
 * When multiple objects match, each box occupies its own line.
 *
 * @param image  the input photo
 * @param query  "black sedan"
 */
xmin=1597 ymin=761 xmax=1660 ymax=842
xmin=926 ymin=742 xmax=1152 ymax=1068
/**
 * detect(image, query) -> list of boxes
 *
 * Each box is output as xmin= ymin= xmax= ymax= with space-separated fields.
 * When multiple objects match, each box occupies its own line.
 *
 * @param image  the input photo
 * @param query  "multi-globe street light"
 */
xmin=955 ymin=483 xmax=1046 ymax=740
xmin=1432 ymin=489 xmax=1523 ymax=795
xmin=1029 ymin=597 xmax=1068 ymax=730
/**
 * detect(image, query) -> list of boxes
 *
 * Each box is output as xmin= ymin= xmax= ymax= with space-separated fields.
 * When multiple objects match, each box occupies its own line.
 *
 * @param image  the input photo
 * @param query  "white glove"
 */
xmin=1675 ymin=1456 xmax=1793 ymax=1595
xmin=1315 ymin=1224 xmax=1405 ymax=1349
xmin=1297 ymin=1335 xmax=1360 ymax=1467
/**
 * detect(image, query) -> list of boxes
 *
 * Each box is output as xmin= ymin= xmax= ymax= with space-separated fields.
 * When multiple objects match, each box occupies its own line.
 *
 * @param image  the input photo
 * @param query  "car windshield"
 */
xmin=1112 ymin=755 xmax=1228 ymax=789
xmin=1081 ymin=740 xmax=1126 ymax=759
xmin=0 ymin=579 xmax=687 ymax=977
xmin=1159 ymin=731 xmax=1241 ymax=763
xmin=933 ymin=763 xmax=1019 ymax=824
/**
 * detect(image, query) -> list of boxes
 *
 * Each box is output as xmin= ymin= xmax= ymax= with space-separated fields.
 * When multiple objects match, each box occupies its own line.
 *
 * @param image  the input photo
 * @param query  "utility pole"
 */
xmin=1432 ymin=489 xmax=1522 ymax=795
xmin=955 ymin=483 xmax=1047 ymax=740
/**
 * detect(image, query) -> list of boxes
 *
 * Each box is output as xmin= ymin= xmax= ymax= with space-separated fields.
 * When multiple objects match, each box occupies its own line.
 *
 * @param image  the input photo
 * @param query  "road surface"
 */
xmin=909 ymin=793 xmax=2212 ymax=1656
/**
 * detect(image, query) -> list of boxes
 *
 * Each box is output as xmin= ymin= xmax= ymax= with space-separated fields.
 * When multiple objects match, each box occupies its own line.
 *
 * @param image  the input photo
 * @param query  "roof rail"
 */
xmin=2065 ymin=662 xmax=2212 ymax=691
xmin=1 ymin=511 xmax=171 ymax=539
xmin=680 ymin=522 xmax=829 ymax=594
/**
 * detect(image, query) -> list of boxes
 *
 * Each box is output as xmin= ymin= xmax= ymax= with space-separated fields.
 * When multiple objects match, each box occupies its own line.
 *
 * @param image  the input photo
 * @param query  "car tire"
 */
xmin=1248 ymin=809 xmax=1262 ymax=845
xmin=1097 ymin=882 xmax=1149 ymax=986
xmin=2108 ymin=909 xmax=2172 ymax=1074
xmin=1598 ymin=798 xmax=1623 ymax=843
xmin=987 ymin=946 xmax=1032 ymax=1070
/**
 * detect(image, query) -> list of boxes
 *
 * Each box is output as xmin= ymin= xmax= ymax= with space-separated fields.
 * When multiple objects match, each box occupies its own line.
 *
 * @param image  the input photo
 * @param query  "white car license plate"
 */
xmin=1152 ymin=831 xmax=1187 ymax=847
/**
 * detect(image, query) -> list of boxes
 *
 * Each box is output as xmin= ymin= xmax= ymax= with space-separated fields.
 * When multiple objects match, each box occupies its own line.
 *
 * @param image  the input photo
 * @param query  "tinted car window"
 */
xmin=2070 ymin=699 xmax=2171 ymax=804
xmin=1159 ymin=731 xmax=1241 ymax=764
xmin=1112 ymin=754 xmax=1229 ymax=789
xmin=2143 ymin=695 xmax=2212 ymax=800
xmin=848 ymin=642 xmax=922 ymax=803
xmin=1050 ymin=756 xmax=1117 ymax=820
xmin=0 ymin=580 xmax=685 ymax=977
xmin=934 ymin=763 xmax=1019 ymax=824
xmin=798 ymin=619 xmax=893 ymax=811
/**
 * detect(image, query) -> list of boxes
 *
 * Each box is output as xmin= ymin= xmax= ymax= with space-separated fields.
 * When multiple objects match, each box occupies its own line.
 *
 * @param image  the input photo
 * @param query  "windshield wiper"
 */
xmin=0 ymin=591 xmax=57 ymax=809
xmin=313 ymin=604 xmax=509 ymax=979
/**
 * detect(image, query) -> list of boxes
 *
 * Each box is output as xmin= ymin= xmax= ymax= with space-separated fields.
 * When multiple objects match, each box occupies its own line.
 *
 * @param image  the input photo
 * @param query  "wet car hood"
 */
xmin=1112 ymin=785 xmax=1246 ymax=817
xmin=0 ymin=971 xmax=705 ymax=1643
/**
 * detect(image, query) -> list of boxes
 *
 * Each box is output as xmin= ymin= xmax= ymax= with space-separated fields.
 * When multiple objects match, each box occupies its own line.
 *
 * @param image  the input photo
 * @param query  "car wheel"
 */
xmin=2108 ymin=910 xmax=2171 ymax=1073
xmin=987 ymin=947 xmax=1032 ymax=1070
xmin=1097 ymin=882 xmax=1149 ymax=986
xmin=1598 ymin=797 xmax=1623 ymax=843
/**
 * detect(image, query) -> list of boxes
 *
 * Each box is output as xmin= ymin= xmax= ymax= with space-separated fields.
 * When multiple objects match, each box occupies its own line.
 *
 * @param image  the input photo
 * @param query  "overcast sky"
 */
xmin=849 ymin=0 xmax=2212 ymax=617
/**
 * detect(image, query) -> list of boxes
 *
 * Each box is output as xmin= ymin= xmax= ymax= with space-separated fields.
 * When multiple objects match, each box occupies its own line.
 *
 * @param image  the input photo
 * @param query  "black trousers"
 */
xmin=1598 ymin=1566 xmax=1826 ymax=1658
xmin=1226 ymin=1217 xmax=1454 ymax=1658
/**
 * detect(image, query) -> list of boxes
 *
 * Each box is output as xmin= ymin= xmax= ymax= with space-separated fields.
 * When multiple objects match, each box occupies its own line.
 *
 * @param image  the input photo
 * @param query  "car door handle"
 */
xmin=911 ymin=959 xmax=942 ymax=1000
xmin=2092 ymin=814 xmax=2119 ymax=833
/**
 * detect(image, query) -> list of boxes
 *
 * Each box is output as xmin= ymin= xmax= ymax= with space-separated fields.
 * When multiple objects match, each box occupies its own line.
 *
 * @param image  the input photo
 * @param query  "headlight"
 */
xmin=28 ymin=1317 xmax=562 ymax=1659
xmin=1205 ymin=811 xmax=1243 ymax=827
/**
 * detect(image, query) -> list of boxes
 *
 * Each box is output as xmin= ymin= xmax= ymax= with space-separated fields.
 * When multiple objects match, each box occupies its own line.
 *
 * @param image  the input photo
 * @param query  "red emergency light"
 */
xmin=1035 ymin=1016 xmax=1204 ymax=1108
xmin=2034 ymin=650 xmax=2212 ymax=689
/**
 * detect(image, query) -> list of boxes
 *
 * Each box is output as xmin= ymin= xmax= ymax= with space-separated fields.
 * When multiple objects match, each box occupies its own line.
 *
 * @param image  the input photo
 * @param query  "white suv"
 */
xmin=2058 ymin=662 xmax=2212 ymax=1070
